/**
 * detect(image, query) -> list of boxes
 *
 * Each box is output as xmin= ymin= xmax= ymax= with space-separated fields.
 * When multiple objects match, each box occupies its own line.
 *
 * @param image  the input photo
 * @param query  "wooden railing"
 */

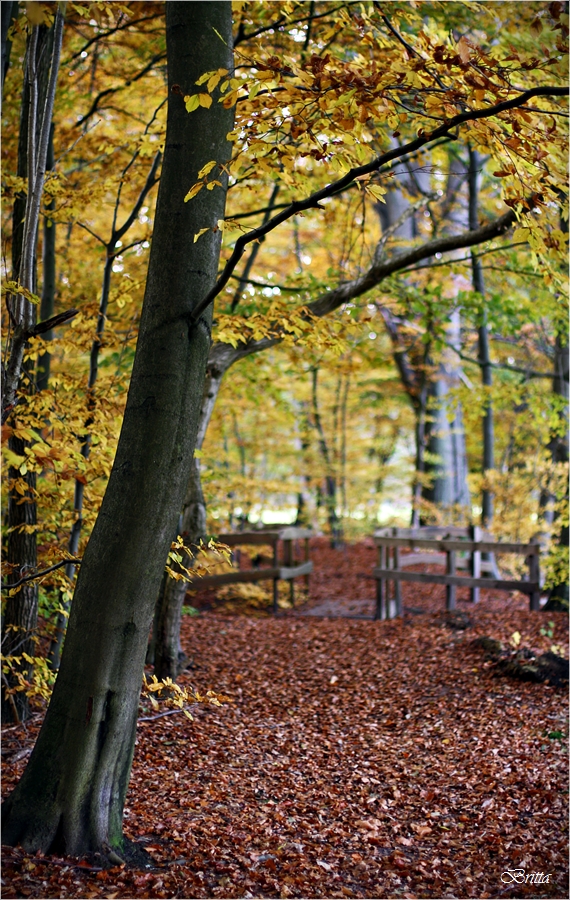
xmin=186 ymin=527 xmax=312 ymax=614
xmin=373 ymin=526 xmax=541 ymax=620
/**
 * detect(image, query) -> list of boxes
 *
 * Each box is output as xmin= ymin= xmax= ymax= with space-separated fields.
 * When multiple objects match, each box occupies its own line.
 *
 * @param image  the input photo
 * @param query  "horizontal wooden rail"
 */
xmin=374 ymin=537 xmax=539 ymax=554
xmin=189 ymin=568 xmax=281 ymax=590
xmin=376 ymin=525 xmax=489 ymax=539
xmin=373 ymin=568 xmax=539 ymax=593
xmin=216 ymin=532 xmax=279 ymax=547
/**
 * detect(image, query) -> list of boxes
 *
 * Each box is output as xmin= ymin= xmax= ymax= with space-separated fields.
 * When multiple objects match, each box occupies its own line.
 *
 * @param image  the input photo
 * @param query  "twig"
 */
xmin=1 ymin=558 xmax=82 ymax=592
xmin=138 ymin=704 xmax=200 ymax=723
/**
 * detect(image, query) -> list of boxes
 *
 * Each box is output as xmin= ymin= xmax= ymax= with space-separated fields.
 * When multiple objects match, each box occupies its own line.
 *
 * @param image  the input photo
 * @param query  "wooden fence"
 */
xmin=186 ymin=527 xmax=312 ymax=614
xmin=373 ymin=526 xmax=541 ymax=620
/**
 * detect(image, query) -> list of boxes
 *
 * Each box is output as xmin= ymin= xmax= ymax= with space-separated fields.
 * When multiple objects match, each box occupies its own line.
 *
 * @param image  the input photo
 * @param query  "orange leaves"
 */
xmin=2 ymin=550 xmax=569 ymax=896
xmin=456 ymin=36 xmax=472 ymax=64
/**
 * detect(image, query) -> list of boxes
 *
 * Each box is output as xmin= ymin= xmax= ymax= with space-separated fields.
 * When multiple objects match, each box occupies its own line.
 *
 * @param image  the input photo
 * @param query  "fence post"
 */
xmin=446 ymin=549 xmax=456 ymax=610
xmin=470 ymin=525 xmax=481 ymax=603
xmin=375 ymin=543 xmax=386 ymax=621
xmin=273 ymin=538 xmax=279 ymax=614
xmin=528 ymin=541 xmax=541 ymax=611
xmin=394 ymin=546 xmax=402 ymax=616
xmin=386 ymin=546 xmax=393 ymax=619
xmin=284 ymin=540 xmax=295 ymax=606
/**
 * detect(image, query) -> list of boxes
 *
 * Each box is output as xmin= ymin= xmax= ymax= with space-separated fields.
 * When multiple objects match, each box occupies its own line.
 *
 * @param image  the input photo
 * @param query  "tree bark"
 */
xmin=1 ymin=0 xmax=18 ymax=97
xmin=2 ymin=21 xmax=59 ymax=724
xmin=468 ymin=145 xmax=494 ymax=526
xmin=421 ymin=152 xmax=471 ymax=518
xmin=311 ymin=366 xmax=342 ymax=546
xmin=2 ymin=1 xmax=234 ymax=857
xmin=36 ymin=125 xmax=56 ymax=393
xmin=151 ymin=354 xmax=223 ymax=678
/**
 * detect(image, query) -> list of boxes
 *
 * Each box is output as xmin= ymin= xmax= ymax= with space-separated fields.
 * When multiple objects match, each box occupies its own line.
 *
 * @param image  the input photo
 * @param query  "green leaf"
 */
xmin=184 ymin=94 xmax=200 ymax=113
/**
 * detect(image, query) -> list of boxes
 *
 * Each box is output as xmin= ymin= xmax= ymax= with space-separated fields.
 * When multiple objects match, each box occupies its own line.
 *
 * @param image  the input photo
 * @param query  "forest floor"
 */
xmin=1 ymin=538 xmax=568 ymax=899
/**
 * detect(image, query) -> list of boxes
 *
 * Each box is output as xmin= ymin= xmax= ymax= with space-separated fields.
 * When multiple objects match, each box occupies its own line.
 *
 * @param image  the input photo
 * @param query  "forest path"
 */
xmin=2 ymin=542 xmax=567 ymax=899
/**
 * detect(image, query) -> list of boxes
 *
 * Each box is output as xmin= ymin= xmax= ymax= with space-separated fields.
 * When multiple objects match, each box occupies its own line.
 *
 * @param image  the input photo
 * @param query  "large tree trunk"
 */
xmin=2 ymin=1 xmax=234 ymax=857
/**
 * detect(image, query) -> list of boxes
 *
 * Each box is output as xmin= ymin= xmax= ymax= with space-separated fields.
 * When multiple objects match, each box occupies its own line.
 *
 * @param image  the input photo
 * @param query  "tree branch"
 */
xmin=208 ymin=206 xmax=518 ymax=372
xmin=445 ymin=343 xmax=556 ymax=379
xmin=64 ymin=15 xmax=162 ymax=64
xmin=74 ymin=52 xmax=167 ymax=128
xmin=113 ymin=150 xmax=162 ymax=244
xmin=1 ymin=558 xmax=82 ymax=592
xmin=190 ymin=85 xmax=567 ymax=323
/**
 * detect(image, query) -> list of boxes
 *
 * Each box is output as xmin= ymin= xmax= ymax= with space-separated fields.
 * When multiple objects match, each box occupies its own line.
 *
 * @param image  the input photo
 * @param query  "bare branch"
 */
xmin=74 ymin=52 xmax=167 ymax=128
xmin=64 ymin=15 xmax=163 ymax=65
xmin=113 ymin=150 xmax=162 ymax=244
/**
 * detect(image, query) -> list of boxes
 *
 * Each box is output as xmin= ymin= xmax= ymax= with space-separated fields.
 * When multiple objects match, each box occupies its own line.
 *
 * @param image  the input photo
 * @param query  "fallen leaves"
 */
xmin=1 ymin=539 xmax=568 ymax=897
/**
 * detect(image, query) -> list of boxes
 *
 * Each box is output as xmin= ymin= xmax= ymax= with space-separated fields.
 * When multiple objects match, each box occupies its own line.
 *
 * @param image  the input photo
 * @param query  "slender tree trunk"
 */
xmin=311 ymin=366 xmax=341 ymax=546
xmin=2 ymin=20 xmax=61 ymax=724
xmin=153 ymin=460 xmax=207 ymax=679
xmin=2 ymin=2 xmax=234 ymax=856
xmin=37 ymin=125 xmax=56 ymax=392
xmin=411 ymin=385 xmax=428 ymax=527
xmin=49 ymin=152 xmax=161 ymax=671
xmin=295 ymin=401 xmax=313 ymax=526
xmin=468 ymin=146 xmax=494 ymax=526
xmin=546 ymin=332 xmax=569 ymax=603
xmin=340 ymin=372 xmax=350 ymax=518
xmin=152 ymin=361 xmax=224 ymax=679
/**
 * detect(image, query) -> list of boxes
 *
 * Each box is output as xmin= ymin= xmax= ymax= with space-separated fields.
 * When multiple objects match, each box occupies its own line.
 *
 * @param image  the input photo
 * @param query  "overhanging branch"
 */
xmin=191 ymin=85 xmax=566 ymax=324
xmin=208 ymin=206 xmax=518 ymax=373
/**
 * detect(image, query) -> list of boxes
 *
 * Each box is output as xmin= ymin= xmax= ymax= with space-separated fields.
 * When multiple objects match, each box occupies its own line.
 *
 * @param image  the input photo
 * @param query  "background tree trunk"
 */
xmin=1 ymin=0 xmax=18 ymax=96
xmin=468 ymin=145 xmax=494 ymax=527
xmin=2 ymin=1 xmax=234 ymax=857
xmin=2 ymin=21 xmax=59 ymax=724
xmin=36 ymin=124 xmax=56 ymax=393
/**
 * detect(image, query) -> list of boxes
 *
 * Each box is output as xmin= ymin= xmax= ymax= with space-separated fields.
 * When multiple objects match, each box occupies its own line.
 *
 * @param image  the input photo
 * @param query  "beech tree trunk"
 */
xmin=2 ymin=1 xmax=234 ymax=857
xmin=37 ymin=125 xmax=56 ymax=393
xmin=421 ymin=152 xmax=470 ymax=518
xmin=1 ymin=0 xmax=18 ymax=96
